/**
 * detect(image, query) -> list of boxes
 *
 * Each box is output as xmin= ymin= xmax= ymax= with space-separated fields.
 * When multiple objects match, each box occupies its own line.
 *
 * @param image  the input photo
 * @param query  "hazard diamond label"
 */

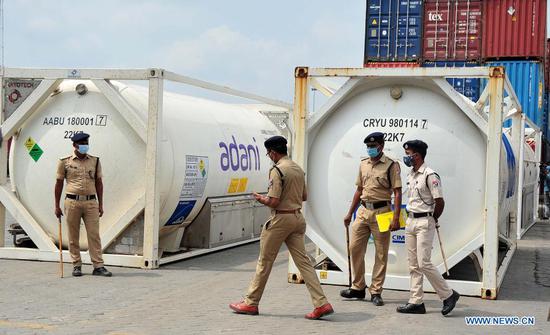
xmin=24 ymin=137 xmax=36 ymax=151
xmin=29 ymin=143 xmax=44 ymax=162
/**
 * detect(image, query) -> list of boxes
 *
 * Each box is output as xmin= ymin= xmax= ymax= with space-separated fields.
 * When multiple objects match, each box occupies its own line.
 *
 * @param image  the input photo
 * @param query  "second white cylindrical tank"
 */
xmin=305 ymin=77 xmax=536 ymax=277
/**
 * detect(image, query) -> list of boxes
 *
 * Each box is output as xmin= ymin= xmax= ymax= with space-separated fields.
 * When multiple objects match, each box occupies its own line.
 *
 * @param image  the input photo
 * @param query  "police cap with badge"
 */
xmin=403 ymin=139 xmax=428 ymax=156
xmin=364 ymin=132 xmax=384 ymax=146
xmin=71 ymin=132 xmax=90 ymax=143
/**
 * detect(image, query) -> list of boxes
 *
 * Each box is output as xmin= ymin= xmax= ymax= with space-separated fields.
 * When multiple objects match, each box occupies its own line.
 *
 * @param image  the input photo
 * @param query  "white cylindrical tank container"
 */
xmin=11 ymin=80 xmax=281 ymax=248
xmin=305 ymin=77 xmax=536 ymax=278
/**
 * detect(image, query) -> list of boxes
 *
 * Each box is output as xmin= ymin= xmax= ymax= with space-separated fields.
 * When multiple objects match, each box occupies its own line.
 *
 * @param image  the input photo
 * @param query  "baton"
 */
xmin=436 ymin=225 xmax=449 ymax=276
xmin=345 ymin=225 xmax=352 ymax=288
xmin=58 ymin=217 xmax=64 ymax=278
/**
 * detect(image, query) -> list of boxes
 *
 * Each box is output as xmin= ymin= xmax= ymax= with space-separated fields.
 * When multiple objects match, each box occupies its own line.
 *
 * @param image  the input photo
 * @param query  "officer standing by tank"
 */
xmin=54 ymin=132 xmax=112 ymax=277
xmin=229 ymin=135 xmax=334 ymax=320
xmin=396 ymin=140 xmax=459 ymax=315
xmin=340 ymin=132 xmax=402 ymax=306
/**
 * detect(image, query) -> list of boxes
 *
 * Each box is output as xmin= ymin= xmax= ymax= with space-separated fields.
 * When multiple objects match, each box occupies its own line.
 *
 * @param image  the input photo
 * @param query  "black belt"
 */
xmin=275 ymin=209 xmax=301 ymax=214
xmin=409 ymin=212 xmax=433 ymax=218
xmin=361 ymin=200 xmax=390 ymax=210
xmin=66 ymin=194 xmax=96 ymax=201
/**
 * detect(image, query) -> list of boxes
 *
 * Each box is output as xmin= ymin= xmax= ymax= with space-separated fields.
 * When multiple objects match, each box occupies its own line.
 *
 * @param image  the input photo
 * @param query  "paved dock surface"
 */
xmin=1 ymin=222 xmax=549 ymax=335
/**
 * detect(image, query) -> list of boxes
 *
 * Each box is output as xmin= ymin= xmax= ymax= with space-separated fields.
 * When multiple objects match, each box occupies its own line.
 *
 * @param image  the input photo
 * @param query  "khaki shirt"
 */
xmin=355 ymin=154 xmax=402 ymax=202
xmin=56 ymin=153 xmax=102 ymax=196
xmin=406 ymin=163 xmax=443 ymax=213
xmin=267 ymin=156 xmax=305 ymax=211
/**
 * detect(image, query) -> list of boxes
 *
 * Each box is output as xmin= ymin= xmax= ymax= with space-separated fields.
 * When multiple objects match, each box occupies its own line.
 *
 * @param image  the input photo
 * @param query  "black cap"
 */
xmin=403 ymin=139 xmax=428 ymax=151
xmin=71 ymin=132 xmax=90 ymax=143
xmin=264 ymin=135 xmax=287 ymax=152
xmin=364 ymin=132 xmax=384 ymax=145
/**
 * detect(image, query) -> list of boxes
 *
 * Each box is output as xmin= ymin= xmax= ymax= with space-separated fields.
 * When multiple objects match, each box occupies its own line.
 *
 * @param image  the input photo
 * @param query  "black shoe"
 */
xmin=72 ymin=266 xmax=82 ymax=277
xmin=396 ymin=303 xmax=426 ymax=314
xmin=371 ymin=294 xmax=384 ymax=306
xmin=340 ymin=288 xmax=366 ymax=299
xmin=92 ymin=267 xmax=112 ymax=277
xmin=441 ymin=290 xmax=460 ymax=316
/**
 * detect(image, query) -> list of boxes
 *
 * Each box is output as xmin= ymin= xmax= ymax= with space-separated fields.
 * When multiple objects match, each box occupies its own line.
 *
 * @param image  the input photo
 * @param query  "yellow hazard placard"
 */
xmin=237 ymin=178 xmax=248 ymax=193
xmin=24 ymin=137 xmax=36 ymax=151
xmin=376 ymin=210 xmax=407 ymax=233
xmin=227 ymin=178 xmax=240 ymax=194
xmin=320 ymin=271 xmax=328 ymax=280
xmin=372 ymin=18 xmax=377 ymax=25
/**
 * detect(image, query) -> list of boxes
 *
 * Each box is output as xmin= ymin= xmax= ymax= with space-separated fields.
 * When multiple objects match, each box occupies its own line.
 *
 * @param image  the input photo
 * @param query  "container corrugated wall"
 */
xmin=483 ymin=61 xmax=546 ymax=132
xmin=364 ymin=62 xmax=420 ymax=68
xmin=423 ymin=61 xmax=481 ymax=101
xmin=364 ymin=0 xmax=423 ymax=63
xmin=422 ymin=0 xmax=482 ymax=61
xmin=546 ymin=38 xmax=550 ymax=91
xmin=482 ymin=0 xmax=547 ymax=60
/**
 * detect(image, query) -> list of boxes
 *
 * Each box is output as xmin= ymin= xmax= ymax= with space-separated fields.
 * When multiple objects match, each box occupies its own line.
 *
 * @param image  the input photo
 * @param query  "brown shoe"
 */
xmin=305 ymin=303 xmax=334 ymax=320
xmin=229 ymin=301 xmax=259 ymax=315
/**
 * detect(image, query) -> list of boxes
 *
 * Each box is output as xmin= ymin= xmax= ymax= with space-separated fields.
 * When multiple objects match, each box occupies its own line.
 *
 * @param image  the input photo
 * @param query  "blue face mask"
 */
xmin=366 ymin=146 xmax=380 ymax=158
xmin=403 ymin=155 xmax=414 ymax=167
xmin=77 ymin=144 xmax=89 ymax=154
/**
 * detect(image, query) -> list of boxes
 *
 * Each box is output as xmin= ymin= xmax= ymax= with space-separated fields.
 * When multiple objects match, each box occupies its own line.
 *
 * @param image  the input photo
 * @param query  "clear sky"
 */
xmin=3 ymin=1 xmax=549 ymax=103
xmin=3 ymin=0 xmax=365 ymax=103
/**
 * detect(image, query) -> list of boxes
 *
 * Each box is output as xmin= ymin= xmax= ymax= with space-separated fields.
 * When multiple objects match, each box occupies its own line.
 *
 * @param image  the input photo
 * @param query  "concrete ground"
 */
xmin=0 ymin=221 xmax=549 ymax=335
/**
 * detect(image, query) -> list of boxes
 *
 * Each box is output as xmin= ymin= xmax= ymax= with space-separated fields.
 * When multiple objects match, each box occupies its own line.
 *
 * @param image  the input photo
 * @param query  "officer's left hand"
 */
xmin=99 ymin=205 xmax=104 ymax=217
xmin=389 ymin=217 xmax=400 ymax=232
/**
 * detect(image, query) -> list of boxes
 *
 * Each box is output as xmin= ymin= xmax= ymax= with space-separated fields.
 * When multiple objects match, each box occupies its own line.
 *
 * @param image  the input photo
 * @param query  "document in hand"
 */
xmin=375 ymin=210 xmax=407 ymax=232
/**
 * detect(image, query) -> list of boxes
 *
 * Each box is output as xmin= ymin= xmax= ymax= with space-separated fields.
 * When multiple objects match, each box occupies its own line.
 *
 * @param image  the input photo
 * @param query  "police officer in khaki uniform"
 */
xmin=54 ymin=133 xmax=112 ymax=277
xmin=396 ymin=140 xmax=459 ymax=315
xmin=230 ymin=136 xmax=334 ymax=320
xmin=341 ymin=132 xmax=402 ymax=306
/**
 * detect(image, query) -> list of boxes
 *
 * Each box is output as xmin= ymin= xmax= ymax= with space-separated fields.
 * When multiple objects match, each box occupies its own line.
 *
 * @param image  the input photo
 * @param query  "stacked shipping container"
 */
xmin=422 ymin=0 xmax=482 ymax=61
xmin=363 ymin=0 xmax=548 ymax=136
xmin=364 ymin=0 xmax=423 ymax=63
xmin=482 ymin=0 xmax=546 ymax=59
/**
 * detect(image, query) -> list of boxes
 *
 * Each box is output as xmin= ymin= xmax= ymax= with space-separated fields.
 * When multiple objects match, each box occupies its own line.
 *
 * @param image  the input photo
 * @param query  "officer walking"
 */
xmin=229 ymin=135 xmax=334 ymax=320
xmin=340 ymin=132 xmax=402 ymax=306
xmin=396 ymin=140 xmax=459 ymax=315
xmin=54 ymin=133 xmax=112 ymax=277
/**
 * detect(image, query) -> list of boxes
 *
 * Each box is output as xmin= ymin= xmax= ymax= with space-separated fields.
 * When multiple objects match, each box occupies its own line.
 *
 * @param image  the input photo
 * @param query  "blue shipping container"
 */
xmin=422 ymin=61 xmax=481 ymax=102
xmin=545 ymin=91 xmax=549 ymax=138
xmin=364 ymin=0 xmax=423 ymax=63
xmin=482 ymin=61 xmax=546 ymax=131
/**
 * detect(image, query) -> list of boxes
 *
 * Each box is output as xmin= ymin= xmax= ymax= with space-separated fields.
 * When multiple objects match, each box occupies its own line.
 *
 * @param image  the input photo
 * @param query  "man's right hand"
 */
xmin=55 ymin=207 xmax=63 ymax=218
xmin=344 ymin=213 xmax=352 ymax=227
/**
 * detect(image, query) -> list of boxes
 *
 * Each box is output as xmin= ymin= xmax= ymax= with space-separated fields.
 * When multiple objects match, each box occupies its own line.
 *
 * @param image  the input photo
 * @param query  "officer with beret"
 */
xmin=340 ymin=132 xmax=402 ymax=306
xmin=230 ymin=135 xmax=334 ymax=320
xmin=54 ymin=132 xmax=112 ymax=277
xmin=396 ymin=140 xmax=459 ymax=315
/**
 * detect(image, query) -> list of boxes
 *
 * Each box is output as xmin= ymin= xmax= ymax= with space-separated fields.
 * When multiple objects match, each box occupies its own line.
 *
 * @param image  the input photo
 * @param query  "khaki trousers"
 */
xmin=405 ymin=216 xmax=453 ymax=304
xmin=350 ymin=206 xmax=391 ymax=294
xmin=245 ymin=212 xmax=329 ymax=308
xmin=64 ymin=198 xmax=104 ymax=268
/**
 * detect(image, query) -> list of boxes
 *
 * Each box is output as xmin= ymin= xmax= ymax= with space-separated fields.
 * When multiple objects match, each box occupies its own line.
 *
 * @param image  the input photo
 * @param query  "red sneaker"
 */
xmin=229 ymin=301 xmax=259 ymax=315
xmin=305 ymin=303 xmax=334 ymax=320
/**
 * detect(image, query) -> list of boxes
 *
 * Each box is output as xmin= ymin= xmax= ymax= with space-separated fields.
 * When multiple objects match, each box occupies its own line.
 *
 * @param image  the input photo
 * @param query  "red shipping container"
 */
xmin=482 ymin=0 xmax=546 ymax=59
xmin=546 ymin=39 xmax=550 ymax=90
xmin=364 ymin=62 xmax=420 ymax=68
xmin=423 ymin=0 xmax=482 ymax=61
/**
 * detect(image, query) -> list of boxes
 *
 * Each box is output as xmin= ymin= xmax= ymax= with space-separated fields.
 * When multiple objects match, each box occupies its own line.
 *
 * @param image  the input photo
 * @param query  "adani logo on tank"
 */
xmin=219 ymin=136 xmax=260 ymax=171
